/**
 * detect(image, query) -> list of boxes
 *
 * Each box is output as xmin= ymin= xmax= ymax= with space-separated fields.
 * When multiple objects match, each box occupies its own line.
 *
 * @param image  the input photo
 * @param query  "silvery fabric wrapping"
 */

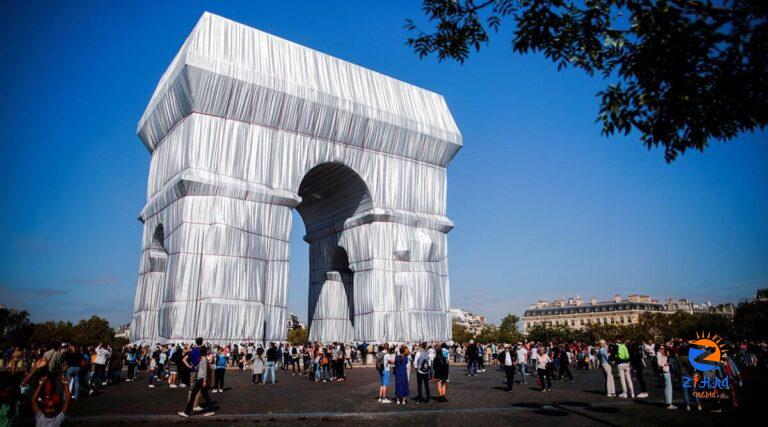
xmin=129 ymin=12 xmax=462 ymax=345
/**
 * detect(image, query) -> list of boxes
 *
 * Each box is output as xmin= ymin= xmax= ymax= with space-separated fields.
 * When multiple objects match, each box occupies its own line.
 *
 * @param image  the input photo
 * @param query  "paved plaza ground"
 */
xmin=59 ymin=364 xmax=762 ymax=425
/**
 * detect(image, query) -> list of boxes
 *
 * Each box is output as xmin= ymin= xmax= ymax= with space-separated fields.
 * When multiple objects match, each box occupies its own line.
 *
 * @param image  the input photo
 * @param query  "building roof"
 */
xmin=523 ymin=300 xmax=665 ymax=317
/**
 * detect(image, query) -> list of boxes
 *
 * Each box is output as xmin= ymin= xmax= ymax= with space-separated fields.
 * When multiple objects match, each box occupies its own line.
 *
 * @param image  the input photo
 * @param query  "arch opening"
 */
xmin=296 ymin=162 xmax=372 ymax=235
xmin=149 ymin=224 xmax=167 ymax=273
xmin=296 ymin=162 xmax=370 ymax=342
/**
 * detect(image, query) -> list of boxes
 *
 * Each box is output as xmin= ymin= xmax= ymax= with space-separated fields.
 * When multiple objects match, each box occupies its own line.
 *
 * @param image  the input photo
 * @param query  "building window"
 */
xmin=571 ymin=319 xmax=575 ymax=326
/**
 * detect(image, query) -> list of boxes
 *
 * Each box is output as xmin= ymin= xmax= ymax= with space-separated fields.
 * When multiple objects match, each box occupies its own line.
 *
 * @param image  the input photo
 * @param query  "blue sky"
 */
xmin=1 ymin=1 xmax=766 ymax=327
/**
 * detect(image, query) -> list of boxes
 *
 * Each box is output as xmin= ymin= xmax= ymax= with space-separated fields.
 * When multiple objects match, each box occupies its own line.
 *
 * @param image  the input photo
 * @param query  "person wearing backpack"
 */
xmin=616 ymin=339 xmax=635 ymax=398
xmin=376 ymin=343 xmax=392 ymax=403
xmin=414 ymin=342 xmax=431 ymax=403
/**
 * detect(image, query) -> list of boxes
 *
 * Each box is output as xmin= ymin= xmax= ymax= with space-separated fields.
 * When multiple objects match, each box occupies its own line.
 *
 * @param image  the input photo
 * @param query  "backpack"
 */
xmin=321 ymin=354 xmax=329 ymax=366
xmin=617 ymin=344 xmax=630 ymax=362
xmin=375 ymin=351 xmax=385 ymax=372
xmin=419 ymin=356 xmax=430 ymax=373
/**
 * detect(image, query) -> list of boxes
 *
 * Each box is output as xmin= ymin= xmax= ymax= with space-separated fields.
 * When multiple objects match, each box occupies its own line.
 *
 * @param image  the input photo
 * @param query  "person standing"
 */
xmin=656 ymin=346 xmax=676 ymax=409
xmin=291 ymin=345 xmax=300 ymax=375
xmin=466 ymin=340 xmax=478 ymax=376
xmin=394 ymin=345 xmax=410 ymax=404
xmin=615 ymin=339 xmax=634 ymax=398
xmin=168 ymin=345 xmax=181 ymax=388
xmin=178 ymin=346 xmax=190 ymax=388
xmin=558 ymin=344 xmax=573 ymax=381
xmin=125 ymin=347 xmax=137 ymax=383
xmin=679 ymin=346 xmax=702 ymax=411
xmin=598 ymin=340 xmax=615 ymax=397
xmin=157 ymin=346 xmax=168 ymax=381
xmin=213 ymin=346 xmax=227 ymax=393
xmin=414 ymin=342 xmax=431 ymax=403
xmin=432 ymin=344 xmax=450 ymax=402
xmin=91 ymin=344 xmax=110 ymax=388
xmin=9 ymin=347 xmax=22 ymax=375
xmin=530 ymin=343 xmax=539 ymax=375
xmin=335 ymin=344 xmax=346 ymax=381
xmin=252 ymin=349 xmax=265 ymax=384
xmin=64 ymin=345 xmax=82 ymax=400
xmin=515 ymin=343 xmax=528 ymax=384
xmin=359 ymin=342 xmax=368 ymax=365
xmin=629 ymin=340 xmax=648 ymax=398
xmin=500 ymin=344 xmax=516 ymax=392
xmin=148 ymin=353 xmax=158 ymax=388
xmin=179 ymin=346 xmax=214 ymax=417
xmin=265 ymin=342 xmax=278 ymax=384
xmin=536 ymin=348 xmax=552 ymax=392
xmin=377 ymin=344 xmax=392 ymax=403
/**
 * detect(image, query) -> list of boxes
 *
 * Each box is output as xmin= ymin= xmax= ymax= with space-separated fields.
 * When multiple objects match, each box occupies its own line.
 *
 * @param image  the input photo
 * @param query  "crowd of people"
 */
xmin=1 ymin=337 xmax=765 ymax=424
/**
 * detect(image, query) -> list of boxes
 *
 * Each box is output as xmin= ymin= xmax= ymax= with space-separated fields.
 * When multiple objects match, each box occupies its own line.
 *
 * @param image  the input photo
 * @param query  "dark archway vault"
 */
xmin=297 ymin=163 xmax=367 ymax=342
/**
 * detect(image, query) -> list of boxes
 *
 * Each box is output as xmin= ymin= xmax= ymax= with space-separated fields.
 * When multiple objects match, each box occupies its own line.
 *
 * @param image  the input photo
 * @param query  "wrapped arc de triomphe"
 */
xmin=129 ymin=12 xmax=462 ymax=344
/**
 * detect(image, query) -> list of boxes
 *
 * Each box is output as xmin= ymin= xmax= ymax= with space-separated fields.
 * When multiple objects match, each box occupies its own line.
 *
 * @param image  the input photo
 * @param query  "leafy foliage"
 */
xmin=407 ymin=0 xmax=767 ymax=161
xmin=733 ymin=300 xmax=768 ymax=341
xmin=287 ymin=327 xmax=309 ymax=345
xmin=451 ymin=320 xmax=473 ymax=343
xmin=525 ymin=322 xmax=577 ymax=343
xmin=497 ymin=313 xmax=526 ymax=343
xmin=1 ymin=308 xmax=119 ymax=348
xmin=522 ymin=310 xmax=743 ymax=345
xmin=0 ymin=307 xmax=33 ymax=348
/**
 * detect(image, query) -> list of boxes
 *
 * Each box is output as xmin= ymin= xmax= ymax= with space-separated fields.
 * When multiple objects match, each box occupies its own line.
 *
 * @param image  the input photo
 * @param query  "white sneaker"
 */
xmin=218 ymin=389 xmax=223 ymax=393
xmin=667 ymin=405 xmax=678 ymax=410
xmin=179 ymin=384 xmax=187 ymax=388
xmin=148 ymin=385 xmax=155 ymax=388
xmin=211 ymin=389 xmax=217 ymax=393
xmin=178 ymin=412 xmax=189 ymax=418
xmin=169 ymin=384 xmax=177 ymax=388
xmin=193 ymin=406 xmax=204 ymax=412
xmin=607 ymin=394 xmax=615 ymax=397
xmin=637 ymin=392 xmax=648 ymax=398
xmin=618 ymin=394 xmax=627 ymax=398
xmin=203 ymin=412 xmax=215 ymax=417
xmin=381 ymin=398 xmax=391 ymax=404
